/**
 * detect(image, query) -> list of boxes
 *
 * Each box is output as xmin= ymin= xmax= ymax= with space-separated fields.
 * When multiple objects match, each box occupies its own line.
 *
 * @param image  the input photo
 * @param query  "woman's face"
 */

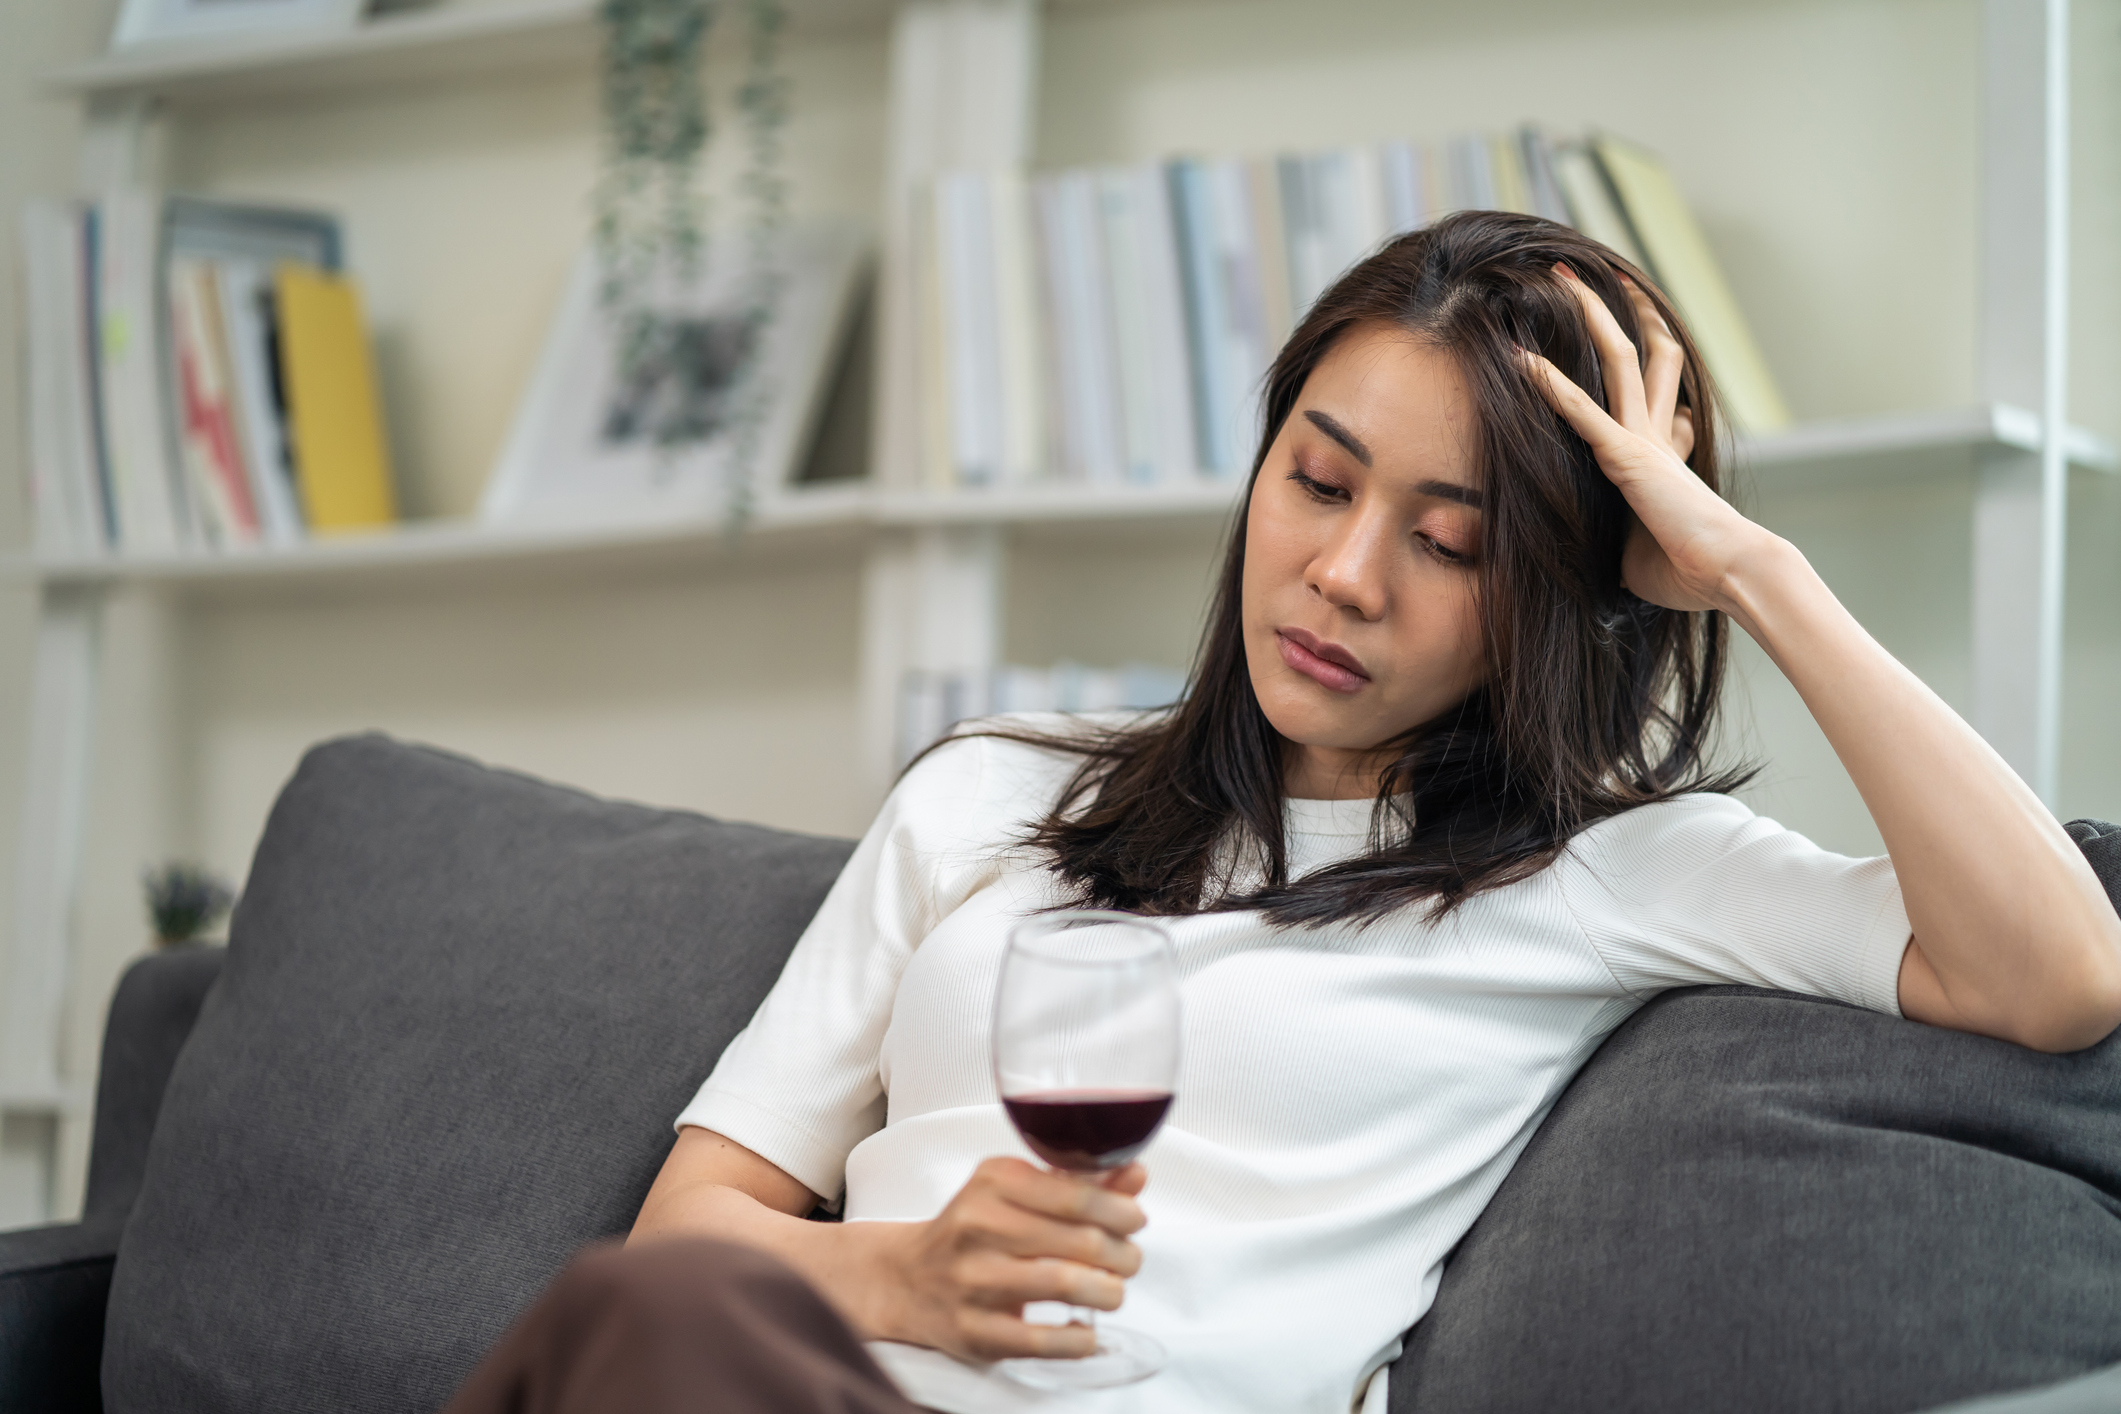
xmin=1241 ymin=323 xmax=1488 ymax=793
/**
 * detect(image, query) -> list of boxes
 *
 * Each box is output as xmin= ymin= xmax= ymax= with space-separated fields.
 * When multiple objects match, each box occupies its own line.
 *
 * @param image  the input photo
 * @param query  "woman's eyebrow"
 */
xmin=1416 ymin=479 xmax=1485 ymax=510
xmin=1303 ymin=409 xmax=1371 ymax=466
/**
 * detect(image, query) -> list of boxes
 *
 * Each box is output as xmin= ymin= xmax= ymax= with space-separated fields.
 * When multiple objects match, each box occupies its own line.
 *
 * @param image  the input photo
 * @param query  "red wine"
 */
xmin=1003 ymin=1088 xmax=1173 ymax=1172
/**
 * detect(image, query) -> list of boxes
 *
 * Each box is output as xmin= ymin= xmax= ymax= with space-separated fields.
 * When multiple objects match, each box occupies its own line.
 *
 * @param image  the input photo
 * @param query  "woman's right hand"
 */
xmin=861 ymin=1156 xmax=1147 ymax=1362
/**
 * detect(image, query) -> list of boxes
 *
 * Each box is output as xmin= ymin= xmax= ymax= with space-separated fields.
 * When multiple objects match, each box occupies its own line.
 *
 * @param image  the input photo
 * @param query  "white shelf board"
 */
xmin=9 ymin=481 xmax=875 ymax=596
xmin=48 ymin=0 xmax=602 ymax=102
xmin=1740 ymin=403 xmax=2117 ymax=472
xmin=6 ymin=405 xmax=2111 ymax=597
xmin=46 ymin=0 xmax=900 ymax=104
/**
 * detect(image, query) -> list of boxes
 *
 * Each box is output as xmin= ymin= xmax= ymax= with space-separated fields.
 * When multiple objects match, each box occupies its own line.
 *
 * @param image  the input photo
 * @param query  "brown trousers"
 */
xmin=443 ymin=1238 xmax=930 ymax=1414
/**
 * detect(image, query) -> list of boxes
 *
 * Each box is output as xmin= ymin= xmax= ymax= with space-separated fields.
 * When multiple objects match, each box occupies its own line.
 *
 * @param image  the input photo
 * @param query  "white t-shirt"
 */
xmin=676 ymin=720 xmax=1911 ymax=1414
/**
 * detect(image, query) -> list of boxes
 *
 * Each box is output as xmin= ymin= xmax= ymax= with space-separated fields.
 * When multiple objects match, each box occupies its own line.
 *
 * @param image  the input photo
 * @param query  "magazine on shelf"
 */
xmin=480 ymin=221 xmax=870 ymax=526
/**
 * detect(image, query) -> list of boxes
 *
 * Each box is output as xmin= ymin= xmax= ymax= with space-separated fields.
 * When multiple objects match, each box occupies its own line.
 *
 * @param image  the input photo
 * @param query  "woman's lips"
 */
xmin=1276 ymin=628 xmax=1370 ymax=694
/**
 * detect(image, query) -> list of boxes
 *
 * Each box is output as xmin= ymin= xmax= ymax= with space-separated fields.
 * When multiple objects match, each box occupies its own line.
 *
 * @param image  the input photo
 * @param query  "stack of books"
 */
xmin=907 ymin=126 xmax=1790 ymax=492
xmin=20 ymin=192 xmax=399 ymax=559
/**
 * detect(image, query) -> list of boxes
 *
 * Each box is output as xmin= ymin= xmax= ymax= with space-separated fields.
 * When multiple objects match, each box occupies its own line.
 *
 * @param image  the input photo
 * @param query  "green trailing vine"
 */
xmin=596 ymin=0 xmax=789 ymax=525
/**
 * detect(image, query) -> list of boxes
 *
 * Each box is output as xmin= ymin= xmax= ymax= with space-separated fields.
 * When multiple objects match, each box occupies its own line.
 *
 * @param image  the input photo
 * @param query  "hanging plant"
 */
xmin=596 ymin=0 xmax=790 ymax=527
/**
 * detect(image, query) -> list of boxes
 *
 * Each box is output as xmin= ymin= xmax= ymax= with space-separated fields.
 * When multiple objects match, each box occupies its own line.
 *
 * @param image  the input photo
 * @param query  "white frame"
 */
xmin=110 ymin=0 xmax=364 ymax=52
xmin=481 ymin=222 xmax=869 ymax=527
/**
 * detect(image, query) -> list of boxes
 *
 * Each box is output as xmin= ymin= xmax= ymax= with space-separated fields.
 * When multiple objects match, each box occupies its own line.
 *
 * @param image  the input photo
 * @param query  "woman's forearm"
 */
xmin=631 ymin=1176 xmax=909 ymax=1338
xmin=629 ymin=1127 xmax=911 ymax=1340
xmin=1719 ymin=534 xmax=2121 ymax=1051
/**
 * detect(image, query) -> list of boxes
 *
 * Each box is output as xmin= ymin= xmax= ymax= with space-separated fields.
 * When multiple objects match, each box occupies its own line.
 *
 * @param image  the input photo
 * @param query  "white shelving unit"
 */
xmin=0 ymin=0 xmax=2095 ymax=1226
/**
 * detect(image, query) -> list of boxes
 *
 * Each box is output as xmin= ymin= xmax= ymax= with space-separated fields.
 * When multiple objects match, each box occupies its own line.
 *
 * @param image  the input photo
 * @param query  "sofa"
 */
xmin=4 ymin=734 xmax=2121 ymax=1414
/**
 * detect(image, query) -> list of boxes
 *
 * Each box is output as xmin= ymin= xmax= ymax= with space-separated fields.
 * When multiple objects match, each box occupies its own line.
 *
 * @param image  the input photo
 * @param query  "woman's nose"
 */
xmin=1308 ymin=515 xmax=1390 ymax=621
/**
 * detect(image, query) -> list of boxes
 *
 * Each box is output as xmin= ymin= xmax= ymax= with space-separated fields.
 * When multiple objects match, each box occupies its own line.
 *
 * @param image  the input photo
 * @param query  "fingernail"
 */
xmin=1553 ymin=262 xmax=1578 ymax=281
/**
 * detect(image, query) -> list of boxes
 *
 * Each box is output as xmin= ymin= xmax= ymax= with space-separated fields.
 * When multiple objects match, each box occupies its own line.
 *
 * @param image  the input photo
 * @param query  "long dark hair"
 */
xmin=964 ymin=210 xmax=1751 ymax=925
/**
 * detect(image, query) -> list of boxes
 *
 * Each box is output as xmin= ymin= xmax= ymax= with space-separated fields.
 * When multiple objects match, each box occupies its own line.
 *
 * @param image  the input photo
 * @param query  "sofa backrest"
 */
xmin=100 ymin=735 xmax=855 ymax=1414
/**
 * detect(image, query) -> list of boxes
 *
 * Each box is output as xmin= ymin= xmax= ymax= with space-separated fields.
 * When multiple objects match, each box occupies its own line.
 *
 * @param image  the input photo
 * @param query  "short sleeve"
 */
xmin=1556 ymin=794 xmax=1910 ymax=1017
xmin=672 ymin=734 xmax=1004 ymax=1201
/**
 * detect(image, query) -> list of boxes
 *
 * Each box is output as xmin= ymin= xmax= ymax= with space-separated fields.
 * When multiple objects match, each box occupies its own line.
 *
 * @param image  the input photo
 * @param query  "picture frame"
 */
xmin=110 ymin=0 xmax=367 ymax=51
xmin=480 ymin=222 xmax=869 ymax=528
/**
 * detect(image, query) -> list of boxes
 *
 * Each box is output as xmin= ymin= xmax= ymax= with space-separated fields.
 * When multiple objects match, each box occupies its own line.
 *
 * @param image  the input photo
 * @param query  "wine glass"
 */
xmin=992 ymin=910 xmax=1180 ymax=1390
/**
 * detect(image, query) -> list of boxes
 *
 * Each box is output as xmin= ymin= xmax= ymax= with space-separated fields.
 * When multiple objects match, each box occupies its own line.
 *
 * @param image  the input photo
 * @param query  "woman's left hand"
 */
xmin=1520 ymin=266 xmax=1778 ymax=618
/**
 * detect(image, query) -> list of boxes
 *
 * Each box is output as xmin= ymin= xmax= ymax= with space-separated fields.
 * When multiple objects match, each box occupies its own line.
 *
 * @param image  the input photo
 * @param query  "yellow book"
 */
xmin=1590 ymin=134 xmax=1791 ymax=433
xmin=1487 ymin=133 xmax=1534 ymax=215
xmin=274 ymin=263 xmax=398 ymax=531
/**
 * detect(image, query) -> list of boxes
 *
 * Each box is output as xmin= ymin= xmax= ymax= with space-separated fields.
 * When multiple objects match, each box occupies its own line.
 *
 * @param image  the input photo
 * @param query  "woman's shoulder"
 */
xmin=1558 ymin=791 xmax=1877 ymax=901
xmin=893 ymin=709 xmax=1160 ymax=831
xmin=1558 ymin=792 xmax=1768 ymax=879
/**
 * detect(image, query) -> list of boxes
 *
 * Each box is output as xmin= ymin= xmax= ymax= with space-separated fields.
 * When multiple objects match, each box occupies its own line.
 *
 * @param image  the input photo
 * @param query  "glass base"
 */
xmin=996 ymin=1323 xmax=1166 ymax=1390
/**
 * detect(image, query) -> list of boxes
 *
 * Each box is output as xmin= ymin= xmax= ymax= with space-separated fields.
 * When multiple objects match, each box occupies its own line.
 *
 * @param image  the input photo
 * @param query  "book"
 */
xmin=1446 ymin=134 xmax=1496 ymax=213
xmin=1246 ymin=155 xmax=1293 ymax=347
xmin=1278 ymin=153 xmax=1326 ymax=323
xmin=1519 ymin=127 xmax=1574 ymax=225
xmin=214 ymin=258 xmax=306 ymax=545
xmin=273 ymin=263 xmax=399 ymax=531
xmin=925 ymin=169 xmax=1045 ymax=487
xmin=1207 ymin=159 xmax=1272 ymax=475
xmin=1096 ymin=164 xmax=1198 ymax=482
xmin=1550 ymin=141 xmax=1649 ymax=269
xmin=1379 ymin=141 xmax=1428 ymax=236
xmin=97 ymin=186 xmax=190 ymax=552
xmin=989 ymin=169 xmax=1047 ymax=486
xmin=168 ymin=257 xmax=262 ymax=546
xmin=1591 ymin=133 xmax=1791 ymax=432
xmin=934 ymin=171 xmax=1005 ymax=485
xmin=1487 ymin=132 xmax=1534 ymax=214
xmin=1167 ymin=158 xmax=1235 ymax=475
xmin=19 ymin=200 xmax=106 ymax=555
xmin=1036 ymin=170 xmax=1123 ymax=482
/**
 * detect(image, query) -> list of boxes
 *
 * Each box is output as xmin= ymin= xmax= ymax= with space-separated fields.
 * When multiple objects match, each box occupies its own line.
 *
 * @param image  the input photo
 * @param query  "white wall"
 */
xmin=3 ymin=0 xmax=2116 ymax=1222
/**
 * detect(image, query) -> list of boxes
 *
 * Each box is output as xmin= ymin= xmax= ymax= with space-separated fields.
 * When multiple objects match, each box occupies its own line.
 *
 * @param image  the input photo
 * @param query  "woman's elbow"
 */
xmin=2016 ymin=925 xmax=2121 ymax=1054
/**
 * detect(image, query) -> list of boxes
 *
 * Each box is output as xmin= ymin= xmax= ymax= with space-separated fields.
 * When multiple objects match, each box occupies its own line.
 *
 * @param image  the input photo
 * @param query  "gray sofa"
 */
xmin=4 ymin=734 xmax=2121 ymax=1414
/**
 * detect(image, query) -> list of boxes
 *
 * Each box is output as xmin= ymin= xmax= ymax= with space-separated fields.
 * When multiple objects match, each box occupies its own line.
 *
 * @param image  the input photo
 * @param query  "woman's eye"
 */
xmin=1420 ymin=535 xmax=1470 ymax=566
xmin=1286 ymin=469 xmax=1348 ymax=503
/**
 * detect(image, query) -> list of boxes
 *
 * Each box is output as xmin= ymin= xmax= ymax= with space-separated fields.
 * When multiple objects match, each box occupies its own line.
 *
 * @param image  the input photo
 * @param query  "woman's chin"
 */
xmin=1256 ymin=692 xmax=1395 ymax=758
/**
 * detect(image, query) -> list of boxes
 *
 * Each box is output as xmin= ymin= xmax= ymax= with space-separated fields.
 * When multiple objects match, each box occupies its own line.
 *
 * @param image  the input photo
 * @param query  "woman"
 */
xmin=448 ymin=212 xmax=2121 ymax=1414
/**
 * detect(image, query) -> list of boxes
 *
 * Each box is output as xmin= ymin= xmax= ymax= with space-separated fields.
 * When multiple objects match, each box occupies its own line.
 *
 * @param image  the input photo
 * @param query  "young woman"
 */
xmin=450 ymin=211 xmax=2121 ymax=1414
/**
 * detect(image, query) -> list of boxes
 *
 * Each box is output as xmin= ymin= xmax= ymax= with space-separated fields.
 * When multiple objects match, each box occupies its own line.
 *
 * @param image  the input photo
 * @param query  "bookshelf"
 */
xmin=0 ymin=0 xmax=2095 ymax=1231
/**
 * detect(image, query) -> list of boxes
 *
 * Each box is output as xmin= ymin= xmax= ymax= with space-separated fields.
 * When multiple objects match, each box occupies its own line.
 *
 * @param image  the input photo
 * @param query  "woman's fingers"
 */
xmin=978 ymin=1156 xmax=1146 ymax=1237
xmin=1669 ymin=403 xmax=1696 ymax=463
xmin=960 ymin=1250 xmax=1127 ymax=1311
xmin=957 ymin=1308 xmax=1099 ymax=1362
xmin=1554 ymin=263 xmax=1648 ymax=433
xmin=1521 ymin=348 xmax=1632 ymax=462
xmin=1623 ymin=279 xmax=1685 ymax=449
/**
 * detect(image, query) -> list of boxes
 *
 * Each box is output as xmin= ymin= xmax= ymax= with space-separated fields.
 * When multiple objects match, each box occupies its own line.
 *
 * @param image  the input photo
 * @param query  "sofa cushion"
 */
xmin=102 ymin=735 xmax=855 ymax=1414
xmin=1390 ymin=821 xmax=2121 ymax=1414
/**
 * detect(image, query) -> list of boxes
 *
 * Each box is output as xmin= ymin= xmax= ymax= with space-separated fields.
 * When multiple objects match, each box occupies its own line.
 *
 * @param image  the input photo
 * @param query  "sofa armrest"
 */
xmin=82 ymin=944 xmax=225 ymax=1228
xmin=0 ymin=1220 xmax=120 ymax=1414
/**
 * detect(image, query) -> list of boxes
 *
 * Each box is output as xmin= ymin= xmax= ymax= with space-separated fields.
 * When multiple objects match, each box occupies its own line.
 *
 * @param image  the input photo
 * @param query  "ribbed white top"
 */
xmin=678 ymin=718 xmax=1909 ymax=1414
